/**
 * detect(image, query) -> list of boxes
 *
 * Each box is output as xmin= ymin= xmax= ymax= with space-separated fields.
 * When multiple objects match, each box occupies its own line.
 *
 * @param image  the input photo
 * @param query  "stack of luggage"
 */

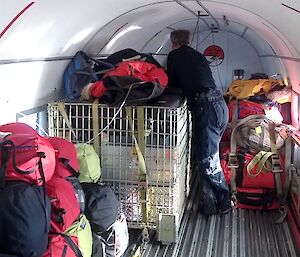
xmin=221 ymin=76 xmax=292 ymax=214
xmin=63 ymin=48 xmax=168 ymax=106
xmin=0 ymin=123 xmax=129 ymax=257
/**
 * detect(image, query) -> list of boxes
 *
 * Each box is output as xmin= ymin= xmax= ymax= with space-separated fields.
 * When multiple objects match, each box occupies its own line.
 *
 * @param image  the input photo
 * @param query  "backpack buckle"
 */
xmin=228 ymin=154 xmax=239 ymax=169
xmin=271 ymin=155 xmax=283 ymax=173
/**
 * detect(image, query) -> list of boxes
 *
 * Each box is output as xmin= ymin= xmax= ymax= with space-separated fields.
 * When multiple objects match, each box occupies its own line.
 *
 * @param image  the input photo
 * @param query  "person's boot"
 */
xmin=200 ymin=178 xmax=217 ymax=216
xmin=202 ymin=194 xmax=217 ymax=216
xmin=217 ymin=191 xmax=232 ymax=215
xmin=206 ymin=171 xmax=231 ymax=215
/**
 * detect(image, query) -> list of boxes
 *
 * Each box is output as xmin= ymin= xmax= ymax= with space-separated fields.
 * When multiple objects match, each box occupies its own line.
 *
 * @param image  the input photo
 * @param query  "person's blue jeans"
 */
xmin=190 ymin=89 xmax=230 ymax=211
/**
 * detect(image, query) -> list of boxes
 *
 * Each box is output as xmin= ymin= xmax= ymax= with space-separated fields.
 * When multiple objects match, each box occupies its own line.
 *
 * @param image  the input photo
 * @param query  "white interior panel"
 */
xmin=0 ymin=61 xmax=66 ymax=124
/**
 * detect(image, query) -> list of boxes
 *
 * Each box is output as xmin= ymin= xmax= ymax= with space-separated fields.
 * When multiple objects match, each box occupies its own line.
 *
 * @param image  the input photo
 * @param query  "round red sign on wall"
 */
xmin=203 ymin=45 xmax=224 ymax=66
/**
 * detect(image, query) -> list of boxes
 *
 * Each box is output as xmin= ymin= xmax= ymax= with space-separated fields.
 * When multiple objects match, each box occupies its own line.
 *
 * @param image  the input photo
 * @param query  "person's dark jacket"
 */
xmin=166 ymin=45 xmax=216 ymax=99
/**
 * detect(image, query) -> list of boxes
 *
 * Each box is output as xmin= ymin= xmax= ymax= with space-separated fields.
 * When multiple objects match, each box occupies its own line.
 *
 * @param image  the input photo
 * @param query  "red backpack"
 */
xmin=0 ymin=123 xmax=55 ymax=186
xmin=43 ymin=234 xmax=81 ymax=257
xmin=47 ymin=137 xmax=79 ymax=178
xmin=47 ymin=177 xmax=80 ymax=233
xmin=220 ymin=143 xmax=284 ymax=210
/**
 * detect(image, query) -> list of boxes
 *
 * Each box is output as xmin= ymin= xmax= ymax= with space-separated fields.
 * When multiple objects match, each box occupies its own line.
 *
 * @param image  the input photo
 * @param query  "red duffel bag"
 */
xmin=0 ymin=123 xmax=55 ymax=185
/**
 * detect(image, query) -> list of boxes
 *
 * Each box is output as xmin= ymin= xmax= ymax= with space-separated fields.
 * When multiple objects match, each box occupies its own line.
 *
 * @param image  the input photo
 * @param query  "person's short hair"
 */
xmin=170 ymin=29 xmax=190 ymax=46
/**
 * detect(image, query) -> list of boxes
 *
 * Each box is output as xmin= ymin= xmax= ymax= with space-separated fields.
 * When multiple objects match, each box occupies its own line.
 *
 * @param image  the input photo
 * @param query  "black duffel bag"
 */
xmin=81 ymin=183 xmax=120 ymax=235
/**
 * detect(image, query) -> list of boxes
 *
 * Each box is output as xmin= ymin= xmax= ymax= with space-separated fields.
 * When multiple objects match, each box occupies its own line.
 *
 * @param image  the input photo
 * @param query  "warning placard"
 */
xmin=204 ymin=45 xmax=224 ymax=66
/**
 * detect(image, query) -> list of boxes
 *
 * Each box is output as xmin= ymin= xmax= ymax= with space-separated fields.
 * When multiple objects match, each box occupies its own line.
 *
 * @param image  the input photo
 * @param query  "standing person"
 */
xmin=166 ymin=29 xmax=231 ymax=216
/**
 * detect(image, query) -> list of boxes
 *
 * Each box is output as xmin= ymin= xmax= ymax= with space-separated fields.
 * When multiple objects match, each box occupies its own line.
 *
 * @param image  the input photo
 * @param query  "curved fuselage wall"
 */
xmin=0 ymin=0 xmax=299 ymax=124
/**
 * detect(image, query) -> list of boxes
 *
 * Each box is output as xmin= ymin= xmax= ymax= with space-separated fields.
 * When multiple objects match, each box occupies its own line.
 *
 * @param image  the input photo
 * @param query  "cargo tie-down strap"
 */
xmin=228 ymin=114 xmax=292 ymax=223
xmin=125 ymin=106 xmax=150 ymax=257
xmin=125 ymin=106 xmax=148 ymax=225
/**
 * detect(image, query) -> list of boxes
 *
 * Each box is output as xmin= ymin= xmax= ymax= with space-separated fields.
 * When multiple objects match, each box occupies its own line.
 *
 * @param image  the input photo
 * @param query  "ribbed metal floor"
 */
xmin=124 ymin=179 xmax=299 ymax=257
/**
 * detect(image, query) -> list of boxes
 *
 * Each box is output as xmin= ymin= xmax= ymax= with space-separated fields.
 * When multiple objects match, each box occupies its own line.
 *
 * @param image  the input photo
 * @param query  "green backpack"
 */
xmin=65 ymin=214 xmax=93 ymax=257
xmin=76 ymin=144 xmax=101 ymax=183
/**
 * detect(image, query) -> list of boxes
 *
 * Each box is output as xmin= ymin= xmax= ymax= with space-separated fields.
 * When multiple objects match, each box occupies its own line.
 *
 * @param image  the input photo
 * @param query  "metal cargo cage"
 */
xmin=48 ymin=100 xmax=191 ymax=240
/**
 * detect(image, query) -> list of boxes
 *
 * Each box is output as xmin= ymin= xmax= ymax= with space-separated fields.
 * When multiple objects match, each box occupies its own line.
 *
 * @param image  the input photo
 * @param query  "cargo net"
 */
xmin=48 ymin=102 xmax=191 ymax=228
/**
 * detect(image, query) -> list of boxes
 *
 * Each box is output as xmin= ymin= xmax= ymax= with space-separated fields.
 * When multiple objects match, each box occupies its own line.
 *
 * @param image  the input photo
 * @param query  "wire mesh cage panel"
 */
xmin=48 ymin=101 xmax=191 ymax=231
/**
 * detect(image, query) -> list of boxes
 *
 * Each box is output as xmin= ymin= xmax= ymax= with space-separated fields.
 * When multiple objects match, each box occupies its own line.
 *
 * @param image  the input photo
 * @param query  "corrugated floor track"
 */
xmin=125 ymin=178 xmax=299 ymax=257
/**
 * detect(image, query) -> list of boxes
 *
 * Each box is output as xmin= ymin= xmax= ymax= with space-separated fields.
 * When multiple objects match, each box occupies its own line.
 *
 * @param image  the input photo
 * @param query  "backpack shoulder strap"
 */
xmin=229 ymin=114 xmax=269 ymax=202
xmin=61 ymin=234 xmax=83 ymax=257
xmin=268 ymin=122 xmax=283 ymax=198
xmin=59 ymin=158 xmax=79 ymax=177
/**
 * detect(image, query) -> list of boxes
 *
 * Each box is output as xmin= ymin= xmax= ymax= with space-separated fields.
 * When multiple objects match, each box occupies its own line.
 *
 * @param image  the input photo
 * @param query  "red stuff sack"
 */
xmin=228 ymin=100 xmax=265 ymax=122
xmin=48 ymin=137 xmax=79 ymax=178
xmin=47 ymin=137 xmax=85 ymax=213
xmin=47 ymin=177 xmax=80 ymax=233
xmin=0 ymin=123 xmax=55 ymax=185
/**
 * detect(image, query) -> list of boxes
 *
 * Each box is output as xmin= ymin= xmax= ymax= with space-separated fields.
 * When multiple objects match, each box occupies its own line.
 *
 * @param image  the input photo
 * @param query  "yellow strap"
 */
xmin=247 ymin=151 xmax=266 ymax=177
xmin=247 ymin=151 xmax=274 ymax=177
xmin=92 ymin=99 xmax=100 ymax=156
xmin=136 ymin=106 xmax=148 ymax=224
xmin=256 ymin=152 xmax=273 ymax=173
xmin=137 ymin=106 xmax=146 ymax=166
xmin=125 ymin=107 xmax=148 ymax=224
xmin=125 ymin=107 xmax=147 ymax=177
xmin=57 ymin=102 xmax=79 ymax=143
